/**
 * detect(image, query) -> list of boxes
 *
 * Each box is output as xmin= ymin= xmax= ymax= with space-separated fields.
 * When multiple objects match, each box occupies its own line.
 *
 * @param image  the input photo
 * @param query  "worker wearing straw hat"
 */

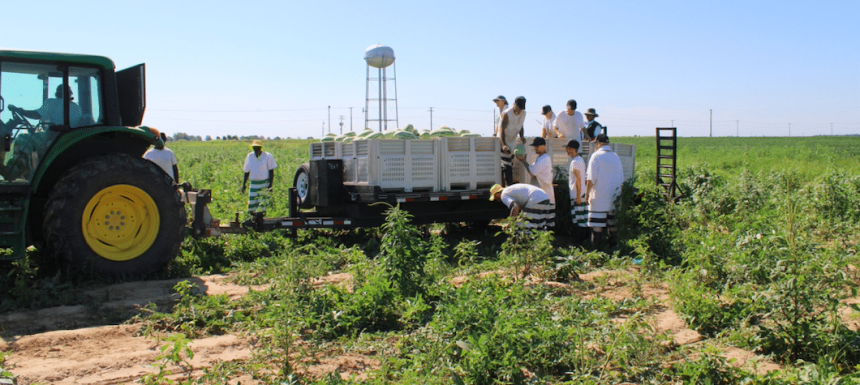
xmin=241 ymin=140 xmax=277 ymax=216
xmin=489 ymin=183 xmax=554 ymax=230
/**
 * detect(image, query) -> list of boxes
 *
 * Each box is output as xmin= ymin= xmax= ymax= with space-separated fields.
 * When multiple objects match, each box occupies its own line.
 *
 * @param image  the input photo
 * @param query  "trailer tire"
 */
xmin=43 ymin=154 xmax=186 ymax=276
xmin=293 ymin=163 xmax=313 ymax=208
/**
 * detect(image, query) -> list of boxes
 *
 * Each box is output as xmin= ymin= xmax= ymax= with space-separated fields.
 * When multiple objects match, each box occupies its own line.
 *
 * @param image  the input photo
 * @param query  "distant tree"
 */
xmin=205 ymin=135 xmax=212 ymax=141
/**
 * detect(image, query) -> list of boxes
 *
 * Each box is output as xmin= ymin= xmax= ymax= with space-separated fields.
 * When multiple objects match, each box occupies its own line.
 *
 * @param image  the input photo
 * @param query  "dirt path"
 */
xmin=7 ymin=268 xmax=845 ymax=383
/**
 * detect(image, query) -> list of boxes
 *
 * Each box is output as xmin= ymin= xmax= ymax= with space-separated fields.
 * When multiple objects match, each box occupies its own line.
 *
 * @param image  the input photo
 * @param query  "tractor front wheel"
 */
xmin=43 ymin=154 xmax=186 ymax=276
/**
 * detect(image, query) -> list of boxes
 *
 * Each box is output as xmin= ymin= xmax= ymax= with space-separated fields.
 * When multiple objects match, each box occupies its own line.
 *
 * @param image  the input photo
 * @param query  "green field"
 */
xmin=2 ymin=136 xmax=860 ymax=384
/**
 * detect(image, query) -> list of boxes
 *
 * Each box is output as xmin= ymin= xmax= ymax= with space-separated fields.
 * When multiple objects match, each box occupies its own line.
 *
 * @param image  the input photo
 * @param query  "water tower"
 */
xmin=364 ymin=44 xmax=399 ymax=132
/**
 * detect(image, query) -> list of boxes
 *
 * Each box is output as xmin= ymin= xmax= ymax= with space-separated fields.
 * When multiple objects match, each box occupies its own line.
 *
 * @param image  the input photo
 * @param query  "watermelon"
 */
xmin=320 ymin=136 xmax=335 ymax=142
xmin=460 ymin=133 xmax=481 ymax=137
xmin=365 ymin=132 xmax=383 ymax=140
xmin=343 ymin=137 xmax=354 ymax=144
xmin=343 ymin=131 xmax=357 ymax=137
xmin=514 ymin=144 xmax=526 ymax=156
xmin=393 ymin=131 xmax=418 ymax=139
xmin=358 ymin=129 xmax=375 ymax=138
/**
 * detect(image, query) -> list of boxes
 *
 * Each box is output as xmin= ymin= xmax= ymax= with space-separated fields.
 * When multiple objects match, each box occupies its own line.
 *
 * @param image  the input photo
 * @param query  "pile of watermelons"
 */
xmin=320 ymin=124 xmax=482 ymax=142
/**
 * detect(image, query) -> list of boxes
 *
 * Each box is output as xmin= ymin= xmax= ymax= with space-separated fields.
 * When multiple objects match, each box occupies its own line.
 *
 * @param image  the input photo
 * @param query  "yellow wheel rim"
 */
xmin=82 ymin=185 xmax=160 ymax=262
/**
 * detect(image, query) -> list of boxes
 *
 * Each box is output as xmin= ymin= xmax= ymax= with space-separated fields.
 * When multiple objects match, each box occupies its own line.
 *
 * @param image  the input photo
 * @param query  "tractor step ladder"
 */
xmin=656 ymin=127 xmax=678 ymax=201
xmin=0 ymin=183 xmax=30 ymax=260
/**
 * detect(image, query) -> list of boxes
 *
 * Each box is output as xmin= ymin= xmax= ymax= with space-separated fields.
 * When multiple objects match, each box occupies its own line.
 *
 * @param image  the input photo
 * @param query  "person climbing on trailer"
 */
xmin=241 ymin=140 xmax=277 ymax=218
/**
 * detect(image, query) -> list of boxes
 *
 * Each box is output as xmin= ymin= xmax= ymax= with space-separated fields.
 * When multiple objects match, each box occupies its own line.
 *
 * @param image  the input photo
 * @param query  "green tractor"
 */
xmin=0 ymin=50 xmax=186 ymax=276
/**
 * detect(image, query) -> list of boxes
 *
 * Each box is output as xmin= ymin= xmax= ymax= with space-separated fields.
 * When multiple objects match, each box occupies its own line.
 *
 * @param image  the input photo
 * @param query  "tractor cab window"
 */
xmin=0 ymin=62 xmax=104 ymax=182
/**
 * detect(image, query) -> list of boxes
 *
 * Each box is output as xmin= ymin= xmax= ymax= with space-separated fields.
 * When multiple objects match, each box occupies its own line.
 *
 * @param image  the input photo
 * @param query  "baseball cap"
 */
xmin=530 ymin=137 xmax=546 ymax=147
xmin=492 ymin=95 xmax=507 ymax=102
xmin=596 ymin=134 xmax=610 ymax=143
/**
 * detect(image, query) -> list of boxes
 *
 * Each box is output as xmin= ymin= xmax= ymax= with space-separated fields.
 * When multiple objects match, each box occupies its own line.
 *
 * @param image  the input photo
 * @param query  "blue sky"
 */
xmin=3 ymin=0 xmax=858 ymax=138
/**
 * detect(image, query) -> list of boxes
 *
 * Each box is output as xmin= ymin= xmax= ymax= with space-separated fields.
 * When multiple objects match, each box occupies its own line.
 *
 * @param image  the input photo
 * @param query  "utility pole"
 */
xmin=429 ymin=107 xmax=434 ymax=130
xmin=328 ymin=106 xmax=331 ymax=134
xmin=349 ymin=107 xmax=354 ymax=132
xmin=339 ymin=116 xmax=345 ymax=134
xmin=709 ymin=109 xmax=713 ymax=137
xmin=736 ymin=120 xmax=739 ymax=137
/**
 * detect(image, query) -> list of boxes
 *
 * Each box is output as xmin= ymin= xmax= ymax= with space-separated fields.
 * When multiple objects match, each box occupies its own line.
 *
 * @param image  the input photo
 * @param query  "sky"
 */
xmin=3 ymin=0 xmax=858 ymax=139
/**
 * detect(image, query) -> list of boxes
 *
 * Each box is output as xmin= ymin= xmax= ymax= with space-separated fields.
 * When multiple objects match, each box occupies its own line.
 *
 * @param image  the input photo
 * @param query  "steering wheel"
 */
xmin=8 ymin=106 xmax=35 ymax=132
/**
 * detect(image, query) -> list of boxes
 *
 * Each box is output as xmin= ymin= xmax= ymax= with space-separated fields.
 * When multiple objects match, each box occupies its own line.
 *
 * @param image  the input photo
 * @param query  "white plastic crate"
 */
xmin=309 ymin=141 xmax=342 ymax=160
xmin=441 ymin=137 xmax=501 ymax=190
xmin=343 ymin=139 xmax=439 ymax=192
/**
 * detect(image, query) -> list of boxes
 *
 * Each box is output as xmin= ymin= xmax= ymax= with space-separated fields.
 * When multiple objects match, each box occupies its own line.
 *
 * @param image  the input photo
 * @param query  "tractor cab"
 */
xmin=0 ymin=62 xmax=104 ymax=182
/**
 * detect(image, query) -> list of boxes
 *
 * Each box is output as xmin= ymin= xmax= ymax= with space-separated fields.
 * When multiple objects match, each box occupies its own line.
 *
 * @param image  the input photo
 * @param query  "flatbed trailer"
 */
xmin=186 ymin=185 xmax=507 ymax=237
xmin=186 ymin=137 xmax=634 ymax=237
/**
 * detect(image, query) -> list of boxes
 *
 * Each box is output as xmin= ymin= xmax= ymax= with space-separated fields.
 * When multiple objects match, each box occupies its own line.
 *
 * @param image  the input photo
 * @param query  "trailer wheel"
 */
xmin=293 ymin=163 xmax=313 ymax=208
xmin=43 ymin=154 xmax=186 ymax=276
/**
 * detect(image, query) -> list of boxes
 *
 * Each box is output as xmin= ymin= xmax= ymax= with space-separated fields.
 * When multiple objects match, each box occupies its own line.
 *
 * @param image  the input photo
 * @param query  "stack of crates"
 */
xmin=441 ymin=137 xmax=501 ymax=190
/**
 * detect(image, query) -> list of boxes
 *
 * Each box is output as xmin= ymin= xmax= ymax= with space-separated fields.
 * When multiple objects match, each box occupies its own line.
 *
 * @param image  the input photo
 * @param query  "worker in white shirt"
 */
xmin=241 ymin=140 xmax=277 ymax=216
xmin=489 ymin=183 xmax=554 ymax=230
xmin=552 ymin=99 xmax=586 ymax=143
xmin=143 ymin=130 xmax=179 ymax=182
xmin=586 ymin=134 xmax=624 ymax=250
xmin=515 ymin=137 xmax=555 ymax=229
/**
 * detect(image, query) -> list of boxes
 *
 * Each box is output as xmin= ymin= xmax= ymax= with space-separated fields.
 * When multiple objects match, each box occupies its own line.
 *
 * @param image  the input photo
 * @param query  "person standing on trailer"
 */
xmin=516 ymin=137 xmax=555 ymax=228
xmin=498 ymin=96 xmax=526 ymax=186
xmin=143 ymin=130 xmax=179 ymax=182
xmin=552 ymin=99 xmax=585 ymax=143
xmin=540 ymin=105 xmax=557 ymax=138
xmin=585 ymin=134 xmax=624 ymax=250
xmin=489 ymin=183 xmax=554 ymax=230
xmin=566 ymin=139 xmax=588 ymax=243
xmin=241 ymin=140 xmax=277 ymax=216
xmin=492 ymin=95 xmax=509 ymax=137
xmin=583 ymin=108 xmax=603 ymax=142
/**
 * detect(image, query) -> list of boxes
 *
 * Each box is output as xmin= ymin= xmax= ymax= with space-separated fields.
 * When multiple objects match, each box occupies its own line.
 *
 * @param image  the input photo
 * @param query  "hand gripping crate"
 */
xmin=441 ymin=136 xmax=501 ymax=191
xmin=309 ymin=141 xmax=342 ymax=160
xmin=343 ymin=139 xmax=440 ymax=192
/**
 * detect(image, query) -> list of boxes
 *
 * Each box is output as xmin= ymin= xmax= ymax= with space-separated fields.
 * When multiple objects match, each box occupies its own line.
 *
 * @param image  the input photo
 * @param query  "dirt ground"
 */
xmin=5 ymin=268 xmax=855 ymax=384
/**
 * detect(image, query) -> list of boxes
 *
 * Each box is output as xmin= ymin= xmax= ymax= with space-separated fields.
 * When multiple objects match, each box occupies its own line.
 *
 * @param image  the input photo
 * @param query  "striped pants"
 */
xmin=587 ymin=210 xmax=616 ymax=230
xmin=501 ymin=152 xmax=513 ymax=185
xmin=571 ymin=195 xmax=589 ymax=227
xmin=247 ymin=179 xmax=270 ymax=214
xmin=522 ymin=199 xmax=556 ymax=230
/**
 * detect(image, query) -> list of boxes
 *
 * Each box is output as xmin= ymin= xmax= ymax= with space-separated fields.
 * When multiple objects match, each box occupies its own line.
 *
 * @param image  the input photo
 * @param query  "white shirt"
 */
xmin=568 ymin=155 xmax=586 ymax=199
xmin=542 ymin=113 xmax=557 ymax=138
xmin=553 ymin=110 xmax=585 ymax=142
xmin=500 ymin=183 xmax=550 ymax=209
xmin=586 ymin=145 xmax=624 ymax=212
xmin=243 ymin=151 xmax=277 ymax=180
xmin=143 ymin=147 xmax=178 ymax=180
xmin=529 ymin=153 xmax=555 ymax=204
xmin=498 ymin=106 xmax=526 ymax=147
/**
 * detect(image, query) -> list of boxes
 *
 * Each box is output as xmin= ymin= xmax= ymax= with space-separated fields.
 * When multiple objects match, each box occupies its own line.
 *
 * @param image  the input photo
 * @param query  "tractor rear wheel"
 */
xmin=43 ymin=154 xmax=186 ymax=276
